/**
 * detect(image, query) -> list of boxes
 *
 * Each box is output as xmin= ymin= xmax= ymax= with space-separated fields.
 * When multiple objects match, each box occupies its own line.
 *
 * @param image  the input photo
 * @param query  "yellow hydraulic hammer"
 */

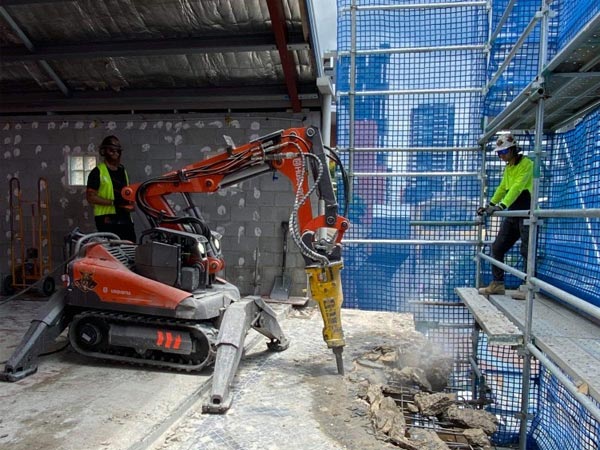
xmin=306 ymin=260 xmax=345 ymax=375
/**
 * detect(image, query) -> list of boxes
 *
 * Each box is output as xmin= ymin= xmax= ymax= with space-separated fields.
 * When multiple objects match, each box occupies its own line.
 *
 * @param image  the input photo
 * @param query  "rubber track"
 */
xmin=69 ymin=310 xmax=218 ymax=372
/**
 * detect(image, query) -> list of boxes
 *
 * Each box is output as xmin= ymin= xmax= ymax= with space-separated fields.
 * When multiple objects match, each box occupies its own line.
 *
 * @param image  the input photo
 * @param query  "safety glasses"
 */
xmin=104 ymin=145 xmax=122 ymax=154
xmin=496 ymin=148 xmax=510 ymax=156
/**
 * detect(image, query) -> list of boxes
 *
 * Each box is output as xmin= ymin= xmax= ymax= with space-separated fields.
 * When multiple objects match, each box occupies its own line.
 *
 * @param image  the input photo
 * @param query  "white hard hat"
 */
xmin=495 ymin=132 xmax=518 ymax=151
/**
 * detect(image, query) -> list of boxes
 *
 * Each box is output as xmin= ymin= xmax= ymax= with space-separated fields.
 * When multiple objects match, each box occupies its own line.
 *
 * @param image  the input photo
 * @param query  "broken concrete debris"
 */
xmin=353 ymin=338 xmax=496 ymax=449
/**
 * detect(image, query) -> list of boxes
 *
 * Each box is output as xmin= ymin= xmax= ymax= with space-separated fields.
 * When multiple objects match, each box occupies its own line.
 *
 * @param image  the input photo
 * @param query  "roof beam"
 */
xmin=1 ymin=33 xmax=310 ymax=63
xmin=0 ymin=5 xmax=70 ymax=96
xmin=0 ymin=85 xmax=320 ymax=114
xmin=267 ymin=0 xmax=301 ymax=112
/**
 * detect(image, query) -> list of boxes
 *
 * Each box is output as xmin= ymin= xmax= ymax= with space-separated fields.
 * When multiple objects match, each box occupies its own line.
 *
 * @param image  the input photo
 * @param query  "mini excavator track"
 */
xmin=69 ymin=311 xmax=218 ymax=372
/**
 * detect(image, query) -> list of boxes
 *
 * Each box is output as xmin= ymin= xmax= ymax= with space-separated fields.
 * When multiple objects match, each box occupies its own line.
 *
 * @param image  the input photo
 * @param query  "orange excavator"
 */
xmin=1 ymin=126 xmax=349 ymax=413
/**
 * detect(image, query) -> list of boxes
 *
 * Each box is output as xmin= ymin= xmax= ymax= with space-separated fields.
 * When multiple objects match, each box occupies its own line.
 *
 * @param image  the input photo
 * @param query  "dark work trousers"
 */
xmin=95 ymin=216 xmax=137 ymax=243
xmin=491 ymin=216 xmax=529 ymax=282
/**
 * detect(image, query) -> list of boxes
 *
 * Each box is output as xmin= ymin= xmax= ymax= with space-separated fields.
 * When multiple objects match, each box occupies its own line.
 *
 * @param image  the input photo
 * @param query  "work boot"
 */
xmin=511 ymin=284 xmax=527 ymax=300
xmin=478 ymin=281 xmax=505 ymax=295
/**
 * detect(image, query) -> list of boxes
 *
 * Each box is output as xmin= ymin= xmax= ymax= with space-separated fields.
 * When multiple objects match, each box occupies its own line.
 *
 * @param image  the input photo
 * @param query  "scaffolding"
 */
xmin=336 ymin=0 xmax=600 ymax=448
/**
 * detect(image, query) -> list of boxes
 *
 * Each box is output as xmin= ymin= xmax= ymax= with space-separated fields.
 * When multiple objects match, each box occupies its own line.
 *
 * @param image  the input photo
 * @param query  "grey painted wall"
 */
xmin=0 ymin=112 xmax=322 ymax=297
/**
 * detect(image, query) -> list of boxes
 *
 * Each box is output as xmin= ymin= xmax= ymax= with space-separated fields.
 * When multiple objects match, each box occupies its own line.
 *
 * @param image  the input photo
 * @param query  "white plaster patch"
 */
xmin=14 ymin=135 xmax=21 ymax=145
xmin=62 ymin=145 xmax=71 ymax=154
xmin=154 ymin=121 xmax=164 ymax=129
xmin=89 ymin=121 xmax=97 ymax=129
xmin=107 ymin=121 xmax=117 ymax=130
xmin=83 ymin=211 xmax=89 ymax=221
xmin=195 ymin=121 xmax=205 ymax=128
xmin=175 ymin=152 xmax=182 ymax=160
xmin=164 ymin=135 xmax=174 ymax=144
xmin=182 ymin=122 xmax=190 ymax=130
xmin=68 ymin=218 xmax=74 ymax=227
xmin=174 ymin=135 xmax=183 ymax=146
xmin=237 ymin=226 xmax=245 ymax=243
xmin=4 ymin=137 xmax=10 ymax=144
xmin=174 ymin=205 xmax=182 ymax=212
xmin=253 ymin=187 xmax=261 ymax=199
xmin=4 ymin=151 xmax=11 ymax=159
xmin=201 ymin=146 xmax=211 ymax=153
xmin=254 ymin=227 xmax=262 ymax=237
xmin=35 ymin=145 xmax=42 ymax=154
xmin=60 ymin=121 xmax=69 ymax=129
xmin=15 ymin=123 xmax=21 ymax=130
xmin=216 ymin=226 xmax=225 ymax=235
xmin=59 ymin=163 xmax=66 ymax=172
xmin=73 ymin=145 xmax=82 ymax=154
xmin=3 ymin=123 xmax=9 ymax=131
xmin=252 ymin=211 xmax=260 ymax=221
xmin=228 ymin=120 xmax=240 ymax=128
xmin=48 ymin=122 xmax=56 ymax=130
xmin=217 ymin=205 xmax=227 ymax=216
xmin=13 ymin=148 xmax=20 ymax=157
xmin=59 ymin=197 xmax=69 ymax=208
xmin=165 ymin=122 xmax=173 ymax=131
xmin=250 ymin=122 xmax=260 ymax=130
xmin=217 ymin=190 xmax=227 ymax=197
xmin=141 ymin=143 xmax=150 ymax=153
xmin=32 ymin=122 xmax=39 ymax=129
xmin=60 ymin=175 xmax=66 ymax=184
xmin=144 ymin=165 xmax=152 ymax=176
xmin=41 ymin=161 xmax=47 ymax=170
xmin=209 ymin=121 xmax=223 ymax=128
xmin=238 ymin=198 xmax=245 ymax=208
xmin=238 ymin=257 xmax=245 ymax=266
xmin=163 ymin=164 xmax=173 ymax=172
xmin=174 ymin=122 xmax=182 ymax=132
xmin=140 ymin=122 xmax=148 ymax=130
xmin=250 ymin=134 xmax=259 ymax=141
xmin=125 ymin=121 xmax=134 ymax=129
xmin=75 ymin=121 xmax=84 ymax=129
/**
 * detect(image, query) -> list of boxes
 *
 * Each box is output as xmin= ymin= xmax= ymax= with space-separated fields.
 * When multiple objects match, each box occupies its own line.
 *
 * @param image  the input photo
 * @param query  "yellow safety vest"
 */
xmin=93 ymin=163 xmax=129 ymax=216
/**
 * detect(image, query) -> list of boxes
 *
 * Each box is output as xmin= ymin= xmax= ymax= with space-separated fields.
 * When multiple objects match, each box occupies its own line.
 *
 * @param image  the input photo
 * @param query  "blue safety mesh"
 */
xmin=529 ymin=360 xmax=600 ymax=450
xmin=336 ymin=1 xmax=599 ymax=448
xmin=484 ymin=0 xmax=558 ymax=117
xmin=537 ymin=109 xmax=600 ymax=308
xmin=477 ymin=335 xmax=540 ymax=444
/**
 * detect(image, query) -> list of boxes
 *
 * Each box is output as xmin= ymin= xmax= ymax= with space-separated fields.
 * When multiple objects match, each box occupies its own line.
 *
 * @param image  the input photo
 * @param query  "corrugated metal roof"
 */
xmin=0 ymin=0 xmax=324 ymax=114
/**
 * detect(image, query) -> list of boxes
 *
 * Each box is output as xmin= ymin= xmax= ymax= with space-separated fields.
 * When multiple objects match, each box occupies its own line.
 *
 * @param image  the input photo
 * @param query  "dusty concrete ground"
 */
xmin=151 ymin=308 xmax=419 ymax=450
xmin=0 ymin=296 xmax=417 ymax=450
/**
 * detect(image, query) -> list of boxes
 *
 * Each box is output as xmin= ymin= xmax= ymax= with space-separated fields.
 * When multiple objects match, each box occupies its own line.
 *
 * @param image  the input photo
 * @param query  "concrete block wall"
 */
xmin=0 ymin=112 xmax=322 ymax=297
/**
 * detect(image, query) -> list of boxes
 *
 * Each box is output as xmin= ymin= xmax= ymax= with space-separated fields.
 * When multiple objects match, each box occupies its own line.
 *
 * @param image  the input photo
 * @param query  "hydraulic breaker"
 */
xmin=306 ymin=261 xmax=345 ymax=375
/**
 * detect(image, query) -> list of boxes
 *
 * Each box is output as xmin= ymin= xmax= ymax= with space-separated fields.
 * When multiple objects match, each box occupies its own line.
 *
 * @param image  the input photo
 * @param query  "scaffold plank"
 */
xmin=455 ymin=288 xmax=523 ymax=346
xmin=489 ymin=293 xmax=600 ymax=402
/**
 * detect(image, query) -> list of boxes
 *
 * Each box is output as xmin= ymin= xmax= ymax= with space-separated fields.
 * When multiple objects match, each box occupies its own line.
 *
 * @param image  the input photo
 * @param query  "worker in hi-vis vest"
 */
xmin=86 ymin=135 xmax=136 ymax=242
xmin=477 ymin=132 xmax=533 ymax=299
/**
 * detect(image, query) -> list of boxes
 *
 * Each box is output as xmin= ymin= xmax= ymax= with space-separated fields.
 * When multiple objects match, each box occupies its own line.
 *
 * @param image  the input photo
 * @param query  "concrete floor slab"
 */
xmin=1 ymin=297 xmax=417 ymax=450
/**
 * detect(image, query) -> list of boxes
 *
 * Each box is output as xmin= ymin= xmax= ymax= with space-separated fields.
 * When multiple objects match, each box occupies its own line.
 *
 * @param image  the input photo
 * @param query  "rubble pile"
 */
xmin=351 ymin=338 xmax=497 ymax=450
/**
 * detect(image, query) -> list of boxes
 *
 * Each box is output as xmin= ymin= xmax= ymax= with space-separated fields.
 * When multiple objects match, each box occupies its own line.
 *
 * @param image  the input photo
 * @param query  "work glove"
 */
xmin=476 ymin=206 xmax=486 ymax=216
xmin=485 ymin=203 xmax=505 ymax=215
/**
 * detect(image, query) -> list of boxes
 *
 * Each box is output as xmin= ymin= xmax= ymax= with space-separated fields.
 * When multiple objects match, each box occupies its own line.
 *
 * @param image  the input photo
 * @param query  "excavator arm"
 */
xmin=123 ymin=126 xmax=350 ymax=372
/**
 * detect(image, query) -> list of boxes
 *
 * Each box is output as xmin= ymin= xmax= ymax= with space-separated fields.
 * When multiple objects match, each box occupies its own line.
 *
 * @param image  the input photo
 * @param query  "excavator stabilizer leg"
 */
xmin=203 ymin=296 xmax=288 ymax=414
xmin=1 ymin=288 xmax=69 ymax=382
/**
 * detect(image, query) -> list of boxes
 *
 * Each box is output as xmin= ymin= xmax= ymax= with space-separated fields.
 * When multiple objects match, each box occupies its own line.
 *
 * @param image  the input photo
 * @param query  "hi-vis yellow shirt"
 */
xmin=491 ymin=156 xmax=533 ymax=209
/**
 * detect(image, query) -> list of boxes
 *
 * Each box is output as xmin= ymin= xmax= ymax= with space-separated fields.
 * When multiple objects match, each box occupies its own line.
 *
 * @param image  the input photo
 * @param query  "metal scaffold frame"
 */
xmin=476 ymin=0 xmax=600 ymax=448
